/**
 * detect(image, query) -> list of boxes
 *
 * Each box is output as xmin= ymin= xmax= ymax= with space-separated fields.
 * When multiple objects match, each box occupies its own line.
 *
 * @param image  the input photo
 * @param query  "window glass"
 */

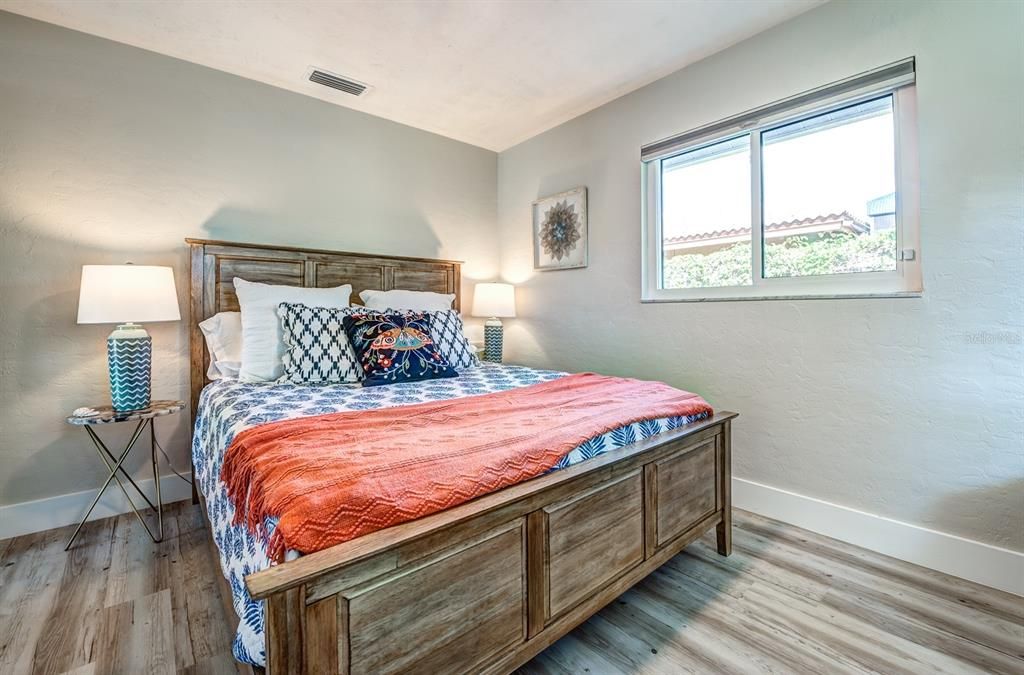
xmin=761 ymin=96 xmax=897 ymax=279
xmin=661 ymin=135 xmax=751 ymax=289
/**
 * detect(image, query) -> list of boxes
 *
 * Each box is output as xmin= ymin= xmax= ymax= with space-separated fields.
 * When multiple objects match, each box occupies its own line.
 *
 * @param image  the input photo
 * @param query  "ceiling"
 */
xmin=1 ymin=0 xmax=821 ymax=151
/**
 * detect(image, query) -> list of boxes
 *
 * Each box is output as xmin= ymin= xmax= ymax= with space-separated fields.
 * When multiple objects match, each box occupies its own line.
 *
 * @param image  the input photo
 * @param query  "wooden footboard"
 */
xmin=243 ymin=412 xmax=735 ymax=675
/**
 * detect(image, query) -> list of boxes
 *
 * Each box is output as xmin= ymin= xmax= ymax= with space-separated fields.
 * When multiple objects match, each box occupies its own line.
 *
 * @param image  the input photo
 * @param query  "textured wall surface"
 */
xmin=497 ymin=0 xmax=1023 ymax=549
xmin=0 ymin=12 xmax=498 ymax=506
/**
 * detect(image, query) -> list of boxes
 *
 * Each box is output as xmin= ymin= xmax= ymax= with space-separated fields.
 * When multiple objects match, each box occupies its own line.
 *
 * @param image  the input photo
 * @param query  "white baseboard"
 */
xmin=733 ymin=477 xmax=1024 ymax=597
xmin=0 ymin=474 xmax=194 ymax=541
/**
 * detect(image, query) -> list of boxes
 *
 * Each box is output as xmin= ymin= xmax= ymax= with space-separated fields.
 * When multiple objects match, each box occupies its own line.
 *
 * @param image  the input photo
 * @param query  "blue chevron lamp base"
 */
xmin=107 ymin=323 xmax=152 ymax=412
xmin=483 ymin=319 xmax=504 ymax=363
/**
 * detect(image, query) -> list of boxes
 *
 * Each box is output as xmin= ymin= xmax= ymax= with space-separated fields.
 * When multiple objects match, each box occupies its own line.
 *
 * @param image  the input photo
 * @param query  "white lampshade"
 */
xmin=77 ymin=264 xmax=181 ymax=324
xmin=472 ymin=282 xmax=516 ymax=318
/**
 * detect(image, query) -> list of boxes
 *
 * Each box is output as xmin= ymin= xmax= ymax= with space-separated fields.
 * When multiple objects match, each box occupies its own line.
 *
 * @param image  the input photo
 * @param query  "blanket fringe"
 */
xmin=266 ymin=530 xmax=287 ymax=564
xmin=222 ymin=441 xmax=270 ymax=543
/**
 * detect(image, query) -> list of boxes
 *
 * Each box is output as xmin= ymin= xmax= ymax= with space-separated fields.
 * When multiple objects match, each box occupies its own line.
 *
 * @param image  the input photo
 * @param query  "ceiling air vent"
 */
xmin=308 ymin=69 xmax=368 ymax=96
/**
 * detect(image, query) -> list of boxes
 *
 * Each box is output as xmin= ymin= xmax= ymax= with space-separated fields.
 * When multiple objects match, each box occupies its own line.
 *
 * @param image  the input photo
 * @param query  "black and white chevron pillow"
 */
xmin=426 ymin=310 xmax=480 ymax=371
xmin=277 ymin=303 xmax=362 ymax=384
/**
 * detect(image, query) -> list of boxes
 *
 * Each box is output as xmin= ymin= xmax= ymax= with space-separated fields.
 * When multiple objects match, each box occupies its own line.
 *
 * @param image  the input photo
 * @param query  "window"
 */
xmin=642 ymin=59 xmax=920 ymax=301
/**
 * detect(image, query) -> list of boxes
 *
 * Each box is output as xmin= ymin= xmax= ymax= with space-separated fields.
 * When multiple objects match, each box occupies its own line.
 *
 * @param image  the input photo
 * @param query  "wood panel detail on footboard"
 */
xmin=347 ymin=519 xmax=526 ymax=675
xmin=245 ymin=413 xmax=736 ymax=674
xmin=650 ymin=438 xmax=718 ymax=552
xmin=540 ymin=470 xmax=645 ymax=625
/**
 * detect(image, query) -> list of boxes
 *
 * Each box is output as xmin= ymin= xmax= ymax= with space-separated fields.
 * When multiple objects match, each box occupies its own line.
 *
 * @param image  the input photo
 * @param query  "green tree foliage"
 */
xmin=663 ymin=230 xmax=897 ymax=288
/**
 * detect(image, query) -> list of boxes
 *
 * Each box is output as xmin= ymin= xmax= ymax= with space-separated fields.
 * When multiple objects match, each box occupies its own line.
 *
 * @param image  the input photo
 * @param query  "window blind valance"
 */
xmin=640 ymin=58 xmax=915 ymax=162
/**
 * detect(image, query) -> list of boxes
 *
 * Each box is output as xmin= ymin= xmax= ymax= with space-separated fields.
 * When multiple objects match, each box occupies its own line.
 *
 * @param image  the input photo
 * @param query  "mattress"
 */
xmin=192 ymin=363 xmax=707 ymax=666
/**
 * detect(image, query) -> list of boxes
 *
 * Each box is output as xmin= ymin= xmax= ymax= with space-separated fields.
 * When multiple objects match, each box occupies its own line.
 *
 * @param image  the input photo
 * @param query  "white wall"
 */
xmin=0 ymin=12 xmax=498 ymax=507
xmin=498 ymin=0 xmax=1023 ymax=551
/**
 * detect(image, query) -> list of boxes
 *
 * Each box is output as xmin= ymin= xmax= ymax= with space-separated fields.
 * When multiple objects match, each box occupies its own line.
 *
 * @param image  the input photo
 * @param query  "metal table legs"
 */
xmin=65 ymin=419 xmax=164 ymax=550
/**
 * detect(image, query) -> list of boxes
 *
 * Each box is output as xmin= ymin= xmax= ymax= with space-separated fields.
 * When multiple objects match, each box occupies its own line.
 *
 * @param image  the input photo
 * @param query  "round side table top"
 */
xmin=66 ymin=400 xmax=185 ymax=426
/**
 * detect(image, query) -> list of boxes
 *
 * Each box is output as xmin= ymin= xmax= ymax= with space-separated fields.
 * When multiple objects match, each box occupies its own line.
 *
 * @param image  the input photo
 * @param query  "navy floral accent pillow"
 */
xmin=376 ymin=308 xmax=479 ymax=371
xmin=341 ymin=311 xmax=458 ymax=387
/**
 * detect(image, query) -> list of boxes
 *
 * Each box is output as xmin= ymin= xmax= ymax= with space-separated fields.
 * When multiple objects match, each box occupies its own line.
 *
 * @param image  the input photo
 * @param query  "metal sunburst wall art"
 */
xmin=532 ymin=186 xmax=588 ymax=271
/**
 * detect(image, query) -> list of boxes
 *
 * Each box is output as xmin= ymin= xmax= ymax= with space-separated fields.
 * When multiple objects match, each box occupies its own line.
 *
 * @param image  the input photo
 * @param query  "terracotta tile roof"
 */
xmin=664 ymin=211 xmax=870 ymax=245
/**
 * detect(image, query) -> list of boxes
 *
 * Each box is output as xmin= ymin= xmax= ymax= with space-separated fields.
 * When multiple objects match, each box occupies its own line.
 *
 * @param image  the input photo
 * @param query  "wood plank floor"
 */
xmin=1 ymin=504 xmax=1020 ymax=675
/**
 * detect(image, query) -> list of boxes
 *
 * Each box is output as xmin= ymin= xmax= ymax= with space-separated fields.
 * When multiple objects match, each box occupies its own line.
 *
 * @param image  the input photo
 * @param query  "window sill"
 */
xmin=641 ymin=290 xmax=923 ymax=303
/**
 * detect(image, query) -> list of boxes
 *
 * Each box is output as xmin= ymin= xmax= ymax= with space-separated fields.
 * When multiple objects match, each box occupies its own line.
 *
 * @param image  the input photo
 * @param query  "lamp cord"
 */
xmin=153 ymin=429 xmax=193 ymax=485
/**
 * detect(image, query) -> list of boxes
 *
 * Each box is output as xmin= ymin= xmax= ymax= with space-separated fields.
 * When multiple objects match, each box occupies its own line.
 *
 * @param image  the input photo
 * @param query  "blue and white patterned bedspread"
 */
xmin=191 ymin=363 xmax=707 ymax=666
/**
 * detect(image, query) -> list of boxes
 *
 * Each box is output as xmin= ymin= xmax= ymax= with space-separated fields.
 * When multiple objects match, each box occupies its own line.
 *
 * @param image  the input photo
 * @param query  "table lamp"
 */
xmin=77 ymin=264 xmax=180 ymax=411
xmin=471 ymin=282 xmax=516 ymax=362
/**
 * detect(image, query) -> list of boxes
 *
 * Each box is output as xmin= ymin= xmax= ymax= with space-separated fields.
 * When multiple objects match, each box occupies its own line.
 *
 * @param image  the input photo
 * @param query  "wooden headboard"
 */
xmin=186 ymin=238 xmax=462 ymax=421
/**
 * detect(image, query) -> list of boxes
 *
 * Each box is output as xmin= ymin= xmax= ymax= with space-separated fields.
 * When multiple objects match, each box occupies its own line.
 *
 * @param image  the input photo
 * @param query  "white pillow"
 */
xmin=360 ymin=289 xmax=455 ymax=311
xmin=216 ymin=360 xmax=241 ymax=379
xmin=234 ymin=279 xmax=352 ymax=382
xmin=198 ymin=311 xmax=242 ymax=380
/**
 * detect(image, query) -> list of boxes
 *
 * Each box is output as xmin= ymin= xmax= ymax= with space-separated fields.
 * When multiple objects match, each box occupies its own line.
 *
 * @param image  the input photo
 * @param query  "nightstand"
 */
xmin=64 ymin=399 xmax=185 ymax=550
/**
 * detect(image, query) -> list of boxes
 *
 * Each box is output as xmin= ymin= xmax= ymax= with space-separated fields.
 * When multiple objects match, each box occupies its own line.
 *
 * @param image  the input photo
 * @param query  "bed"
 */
xmin=186 ymin=238 xmax=736 ymax=675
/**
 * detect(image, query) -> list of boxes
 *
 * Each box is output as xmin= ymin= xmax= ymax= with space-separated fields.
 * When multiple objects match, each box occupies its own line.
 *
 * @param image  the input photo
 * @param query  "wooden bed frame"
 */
xmin=186 ymin=238 xmax=736 ymax=675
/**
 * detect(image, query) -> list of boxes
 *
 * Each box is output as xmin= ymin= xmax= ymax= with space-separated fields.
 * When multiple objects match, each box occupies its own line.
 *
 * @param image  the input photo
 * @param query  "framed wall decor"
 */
xmin=533 ymin=186 xmax=588 ymax=271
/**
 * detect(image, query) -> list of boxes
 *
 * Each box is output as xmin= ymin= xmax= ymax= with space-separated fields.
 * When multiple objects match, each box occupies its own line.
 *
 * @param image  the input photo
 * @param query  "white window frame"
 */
xmin=641 ymin=63 xmax=921 ymax=303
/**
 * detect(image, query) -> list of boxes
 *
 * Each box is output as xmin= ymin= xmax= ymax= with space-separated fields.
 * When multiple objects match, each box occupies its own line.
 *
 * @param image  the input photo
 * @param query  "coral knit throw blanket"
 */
xmin=221 ymin=373 xmax=712 ymax=561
